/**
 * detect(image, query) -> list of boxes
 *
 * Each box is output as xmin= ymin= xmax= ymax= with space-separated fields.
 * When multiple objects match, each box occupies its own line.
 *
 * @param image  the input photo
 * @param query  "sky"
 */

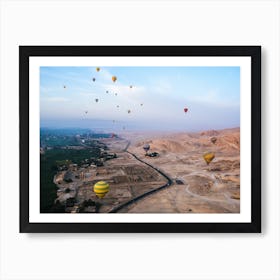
xmin=40 ymin=66 xmax=240 ymax=132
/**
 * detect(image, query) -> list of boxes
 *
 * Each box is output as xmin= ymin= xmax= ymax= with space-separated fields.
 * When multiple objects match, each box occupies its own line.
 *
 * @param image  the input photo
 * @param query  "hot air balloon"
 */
xmin=96 ymin=67 xmax=100 ymax=72
xmin=112 ymin=76 xmax=117 ymax=82
xmin=106 ymin=90 xmax=109 ymax=94
xmin=210 ymin=137 xmax=217 ymax=144
xmin=129 ymin=85 xmax=133 ymax=89
xmin=92 ymin=78 xmax=96 ymax=82
xmin=184 ymin=108 xmax=188 ymax=113
xmin=93 ymin=181 xmax=109 ymax=199
xmin=95 ymin=98 xmax=99 ymax=103
xmin=127 ymin=110 xmax=131 ymax=114
xmin=63 ymin=85 xmax=66 ymax=89
xmin=203 ymin=152 xmax=215 ymax=165
xmin=143 ymin=144 xmax=150 ymax=154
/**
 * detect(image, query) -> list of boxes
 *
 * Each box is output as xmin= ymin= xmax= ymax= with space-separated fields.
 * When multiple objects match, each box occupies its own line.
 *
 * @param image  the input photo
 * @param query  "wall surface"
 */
xmin=0 ymin=0 xmax=279 ymax=279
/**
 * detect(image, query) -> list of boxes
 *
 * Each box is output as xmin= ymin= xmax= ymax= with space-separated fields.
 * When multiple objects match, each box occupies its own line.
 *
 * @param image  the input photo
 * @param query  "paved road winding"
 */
xmin=108 ymin=141 xmax=173 ymax=213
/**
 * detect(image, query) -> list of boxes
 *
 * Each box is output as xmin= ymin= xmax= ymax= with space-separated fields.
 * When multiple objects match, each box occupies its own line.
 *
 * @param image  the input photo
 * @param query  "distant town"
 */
xmin=40 ymin=128 xmax=120 ymax=212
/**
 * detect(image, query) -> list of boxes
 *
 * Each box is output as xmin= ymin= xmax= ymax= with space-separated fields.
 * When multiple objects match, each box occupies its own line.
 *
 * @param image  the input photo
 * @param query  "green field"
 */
xmin=40 ymin=147 xmax=100 ymax=213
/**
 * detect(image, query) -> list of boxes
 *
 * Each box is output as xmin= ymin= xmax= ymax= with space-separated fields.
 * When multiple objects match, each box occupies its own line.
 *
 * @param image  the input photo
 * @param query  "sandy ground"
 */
xmin=55 ymin=128 xmax=240 ymax=213
xmin=120 ymin=128 xmax=240 ymax=213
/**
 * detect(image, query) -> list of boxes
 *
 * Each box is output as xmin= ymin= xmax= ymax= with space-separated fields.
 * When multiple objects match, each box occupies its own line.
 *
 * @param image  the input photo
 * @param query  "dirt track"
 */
xmin=119 ymin=128 xmax=240 ymax=213
xmin=54 ymin=128 xmax=240 ymax=213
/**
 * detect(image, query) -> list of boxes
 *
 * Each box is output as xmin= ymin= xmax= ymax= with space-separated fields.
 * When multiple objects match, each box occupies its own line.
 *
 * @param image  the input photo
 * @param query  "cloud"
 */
xmin=40 ymin=66 xmax=240 ymax=131
xmin=150 ymin=79 xmax=173 ymax=96
xmin=186 ymin=89 xmax=239 ymax=108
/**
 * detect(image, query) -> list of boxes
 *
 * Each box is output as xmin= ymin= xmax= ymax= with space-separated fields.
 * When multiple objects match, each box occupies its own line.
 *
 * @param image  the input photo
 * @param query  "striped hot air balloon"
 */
xmin=93 ymin=181 xmax=109 ymax=198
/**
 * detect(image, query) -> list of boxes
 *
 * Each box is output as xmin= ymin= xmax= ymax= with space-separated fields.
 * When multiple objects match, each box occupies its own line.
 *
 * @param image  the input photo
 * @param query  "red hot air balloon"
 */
xmin=184 ymin=108 xmax=188 ymax=113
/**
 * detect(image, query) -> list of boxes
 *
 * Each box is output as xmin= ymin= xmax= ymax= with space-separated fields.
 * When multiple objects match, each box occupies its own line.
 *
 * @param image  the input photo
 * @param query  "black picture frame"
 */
xmin=20 ymin=46 xmax=261 ymax=233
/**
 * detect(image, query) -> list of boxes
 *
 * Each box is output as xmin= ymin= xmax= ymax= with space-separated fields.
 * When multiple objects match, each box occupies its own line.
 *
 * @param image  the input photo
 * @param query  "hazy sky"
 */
xmin=40 ymin=66 xmax=240 ymax=132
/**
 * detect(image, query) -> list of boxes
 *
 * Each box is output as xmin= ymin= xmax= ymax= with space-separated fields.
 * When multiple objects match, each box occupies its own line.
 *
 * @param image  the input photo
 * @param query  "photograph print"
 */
xmin=40 ymin=66 xmax=240 ymax=214
xmin=20 ymin=46 xmax=261 ymax=232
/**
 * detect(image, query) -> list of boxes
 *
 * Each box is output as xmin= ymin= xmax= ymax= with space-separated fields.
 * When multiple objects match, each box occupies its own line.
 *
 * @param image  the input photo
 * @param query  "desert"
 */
xmin=53 ymin=127 xmax=240 ymax=213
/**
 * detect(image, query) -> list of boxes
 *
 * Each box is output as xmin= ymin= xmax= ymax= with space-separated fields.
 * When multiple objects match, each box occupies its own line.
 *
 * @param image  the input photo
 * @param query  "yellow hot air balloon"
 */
xmin=96 ymin=67 xmax=100 ymax=72
xmin=112 ymin=76 xmax=117 ymax=82
xmin=203 ymin=152 xmax=215 ymax=165
xmin=93 ymin=181 xmax=109 ymax=199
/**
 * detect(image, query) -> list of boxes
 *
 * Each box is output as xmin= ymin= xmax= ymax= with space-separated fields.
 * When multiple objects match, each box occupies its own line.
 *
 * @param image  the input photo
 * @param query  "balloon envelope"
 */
xmin=143 ymin=144 xmax=150 ymax=152
xmin=112 ymin=76 xmax=117 ymax=82
xmin=184 ymin=108 xmax=188 ymax=113
xmin=96 ymin=67 xmax=100 ymax=72
xmin=203 ymin=152 xmax=215 ymax=165
xmin=210 ymin=137 xmax=217 ymax=144
xmin=93 ymin=181 xmax=109 ymax=198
